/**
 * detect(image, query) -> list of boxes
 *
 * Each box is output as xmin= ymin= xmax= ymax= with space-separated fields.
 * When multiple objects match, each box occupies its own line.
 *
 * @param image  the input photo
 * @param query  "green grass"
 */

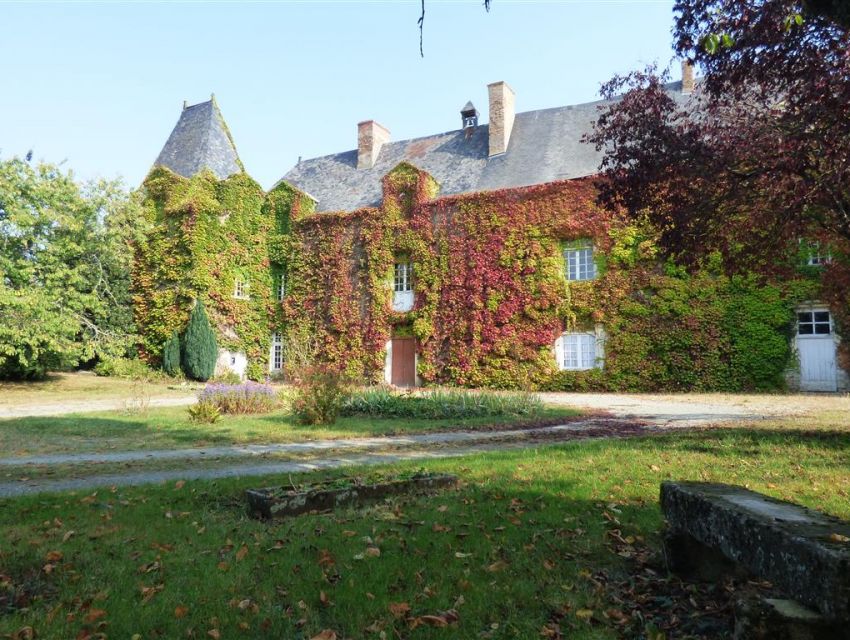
xmin=0 ymin=406 xmax=580 ymax=459
xmin=0 ymin=372 xmax=194 ymax=408
xmin=1 ymin=423 xmax=848 ymax=639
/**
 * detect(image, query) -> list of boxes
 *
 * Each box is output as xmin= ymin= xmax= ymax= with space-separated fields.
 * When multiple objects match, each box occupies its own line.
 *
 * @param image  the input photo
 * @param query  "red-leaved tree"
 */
xmin=586 ymin=0 xmax=850 ymax=269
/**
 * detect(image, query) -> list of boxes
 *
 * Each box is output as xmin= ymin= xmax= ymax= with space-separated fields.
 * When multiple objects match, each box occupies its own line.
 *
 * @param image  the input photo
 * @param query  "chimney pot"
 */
xmin=357 ymin=120 xmax=391 ymax=170
xmin=681 ymin=60 xmax=695 ymax=94
xmin=487 ymin=81 xmax=516 ymax=157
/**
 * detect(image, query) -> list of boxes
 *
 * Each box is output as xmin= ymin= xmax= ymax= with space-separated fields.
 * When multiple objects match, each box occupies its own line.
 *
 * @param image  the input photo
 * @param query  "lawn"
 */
xmin=0 ymin=372 xmax=194 ymax=409
xmin=1 ymin=422 xmax=848 ymax=639
xmin=0 ymin=406 xmax=582 ymax=459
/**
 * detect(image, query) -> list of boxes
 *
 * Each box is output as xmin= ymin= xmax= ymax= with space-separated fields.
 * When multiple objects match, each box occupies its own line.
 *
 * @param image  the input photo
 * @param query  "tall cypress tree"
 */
xmin=162 ymin=330 xmax=182 ymax=377
xmin=181 ymin=300 xmax=217 ymax=381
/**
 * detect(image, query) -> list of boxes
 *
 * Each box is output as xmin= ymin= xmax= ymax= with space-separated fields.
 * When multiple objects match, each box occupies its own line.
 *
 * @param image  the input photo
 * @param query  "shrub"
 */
xmin=187 ymin=401 xmax=221 ymax=424
xmin=181 ymin=300 xmax=217 ymax=382
xmin=341 ymin=387 xmax=544 ymax=420
xmin=94 ymin=357 xmax=161 ymax=381
xmin=162 ymin=330 xmax=182 ymax=377
xmin=198 ymin=382 xmax=277 ymax=415
xmin=292 ymin=365 xmax=353 ymax=425
xmin=540 ymin=368 xmax=607 ymax=392
xmin=212 ymin=370 xmax=242 ymax=385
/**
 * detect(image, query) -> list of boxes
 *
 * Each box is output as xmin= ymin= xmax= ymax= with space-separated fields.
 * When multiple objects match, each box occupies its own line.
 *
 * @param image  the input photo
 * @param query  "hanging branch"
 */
xmin=419 ymin=0 xmax=491 ymax=57
xmin=419 ymin=0 xmax=425 ymax=57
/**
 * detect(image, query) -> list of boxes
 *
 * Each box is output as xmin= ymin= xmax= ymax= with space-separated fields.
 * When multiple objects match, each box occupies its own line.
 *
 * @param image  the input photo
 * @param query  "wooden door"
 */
xmin=391 ymin=338 xmax=417 ymax=387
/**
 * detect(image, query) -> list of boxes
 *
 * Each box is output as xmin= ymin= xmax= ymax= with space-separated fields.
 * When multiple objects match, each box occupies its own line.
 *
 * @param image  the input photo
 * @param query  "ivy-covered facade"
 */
xmin=135 ymin=87 xmax=849 ymax=392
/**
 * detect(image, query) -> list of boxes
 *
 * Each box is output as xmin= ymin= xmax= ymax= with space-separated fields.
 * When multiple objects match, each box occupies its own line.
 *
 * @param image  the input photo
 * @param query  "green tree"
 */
xmin=0 ymin=157 xmax=143 ymax=379
xmin=162 ymin=330 xmax=182 ymax=377
xmin=181 ymin=300 xmax=217 ymax=381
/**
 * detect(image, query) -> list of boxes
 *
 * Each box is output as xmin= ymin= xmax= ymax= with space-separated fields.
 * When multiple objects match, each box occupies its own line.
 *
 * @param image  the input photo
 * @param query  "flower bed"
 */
xmin=198 ymin=382 xmax=277 ymax=414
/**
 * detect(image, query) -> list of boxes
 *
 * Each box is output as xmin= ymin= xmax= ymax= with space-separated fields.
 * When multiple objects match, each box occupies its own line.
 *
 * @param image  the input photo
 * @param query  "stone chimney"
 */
xmin=681 ymin=60 xmax=695 ymax=95
xmin=487 ymin=81 xmax=516 ymax=157
xmin=357 ymin=120 xmax=390 ymax=170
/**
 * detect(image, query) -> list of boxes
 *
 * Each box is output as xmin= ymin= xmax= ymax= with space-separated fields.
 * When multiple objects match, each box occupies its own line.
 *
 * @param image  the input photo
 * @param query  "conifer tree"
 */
xmin=181 ymin=300 xmax=217 ymax=381
xmin=162 ymin=330 xmax=182 ymax=377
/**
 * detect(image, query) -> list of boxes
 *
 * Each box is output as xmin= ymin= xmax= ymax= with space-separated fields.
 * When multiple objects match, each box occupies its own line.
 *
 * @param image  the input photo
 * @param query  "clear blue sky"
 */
xmin=1 ymin=0 xmax=679 ymax=190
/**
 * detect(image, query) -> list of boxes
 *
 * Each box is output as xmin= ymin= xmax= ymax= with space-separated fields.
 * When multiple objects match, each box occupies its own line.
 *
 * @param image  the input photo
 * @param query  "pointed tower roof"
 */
xmin=153 ymin=95 xmax=243 ymax=180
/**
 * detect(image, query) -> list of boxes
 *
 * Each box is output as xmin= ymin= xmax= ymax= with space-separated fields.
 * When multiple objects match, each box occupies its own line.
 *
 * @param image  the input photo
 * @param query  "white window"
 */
xmin=233 ymin=278 xmax=249 ymax=300
xmin=394 ymin=262 xmax=412 ymax=292
xmin=559 ymin=332 xmax=599 ymax=370
xmin=392 ymin=261 xmax=414 ymax=312
xmin=275 ymin=273 xmax=286 ymax=301
xmin=806 ymin=242 xmax=832 ymax=266
xmin=797 ymin=310 xmax=832 ymax=336
xmin=270 ymin=332 xmax=283 ymax=371
xmin=564 ymin=243 xmax=596 ymax=281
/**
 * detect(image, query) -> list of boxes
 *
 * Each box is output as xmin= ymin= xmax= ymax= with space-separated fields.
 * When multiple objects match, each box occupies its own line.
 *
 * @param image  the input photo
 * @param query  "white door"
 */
xmin=797 ymin=309 xmax=837 ymax=392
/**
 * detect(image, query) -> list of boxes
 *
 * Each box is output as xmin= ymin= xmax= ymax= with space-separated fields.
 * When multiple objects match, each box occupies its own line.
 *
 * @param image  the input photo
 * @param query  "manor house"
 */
xmin=137 ymin=68 xmax=848 ymax=393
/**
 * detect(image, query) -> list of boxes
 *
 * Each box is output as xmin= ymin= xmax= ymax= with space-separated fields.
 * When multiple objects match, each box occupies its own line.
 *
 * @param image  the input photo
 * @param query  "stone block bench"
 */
xmin=660 ymin=481 xmax=850 ymax=639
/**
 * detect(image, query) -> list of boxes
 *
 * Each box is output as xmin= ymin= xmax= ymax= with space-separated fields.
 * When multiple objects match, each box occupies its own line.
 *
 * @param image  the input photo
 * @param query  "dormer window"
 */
xmin=233 ymin=277 xmax=249 ymax=300
xmin=392 ymin=260 xmax=414 ymax=312
xmin=564 ymin=241 xmax=596 ymax=281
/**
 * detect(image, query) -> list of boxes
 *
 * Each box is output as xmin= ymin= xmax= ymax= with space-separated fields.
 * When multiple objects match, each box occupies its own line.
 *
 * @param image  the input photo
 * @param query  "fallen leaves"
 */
xmin=408 ymin=609 xmax=460 ymax=630
xmin=388 ymin=601 xmax=411 ymax=618
xmin=83 ymin=607 xmax=107 ymax=623
xmin=140 ymin=583 xmax=164 ymax=603
xmin=12 ymin=628 xmax=35 ymax=640
xmin=174 ymin=605 xmax=189 ymax=618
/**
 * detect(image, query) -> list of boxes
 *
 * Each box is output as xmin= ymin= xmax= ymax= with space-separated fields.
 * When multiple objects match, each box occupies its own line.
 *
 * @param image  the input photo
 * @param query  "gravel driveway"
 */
xmin=538 ymin=392 xmax=844 ymax=427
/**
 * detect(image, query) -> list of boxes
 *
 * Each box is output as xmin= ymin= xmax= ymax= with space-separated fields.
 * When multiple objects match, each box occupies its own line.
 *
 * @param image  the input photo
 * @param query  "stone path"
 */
xmin=0 ymin=419 xmax=646 ymax=498
xmin=0 ymin=440 xmax=559 ymax=499
xmin=1 ymin=390 xmax=823 ymax=499
xmin=0 ymin=419 xmax=628 ymax=468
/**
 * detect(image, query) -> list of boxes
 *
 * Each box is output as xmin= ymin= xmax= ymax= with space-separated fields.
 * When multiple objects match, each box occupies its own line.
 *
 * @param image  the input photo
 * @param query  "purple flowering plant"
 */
xmin=198 ymin=382 xmax=278 ymax=415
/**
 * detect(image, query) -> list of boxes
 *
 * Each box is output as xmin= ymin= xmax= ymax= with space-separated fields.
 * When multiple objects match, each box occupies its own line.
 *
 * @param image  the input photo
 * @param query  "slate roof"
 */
xmin=281 ymin=81 xmax=690 ymax=213
xmin=153 ymin=98 xmax=243 ymax=180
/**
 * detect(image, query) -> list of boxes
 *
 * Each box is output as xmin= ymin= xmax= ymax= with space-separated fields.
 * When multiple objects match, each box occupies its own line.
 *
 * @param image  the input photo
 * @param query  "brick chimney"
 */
xmin=357 ymin=120 xmax=390 ymax=169
xmin=681 ymin=60 xmax=695 ymax=95
xmin=487 ymin=81 xmax=515 ymax=157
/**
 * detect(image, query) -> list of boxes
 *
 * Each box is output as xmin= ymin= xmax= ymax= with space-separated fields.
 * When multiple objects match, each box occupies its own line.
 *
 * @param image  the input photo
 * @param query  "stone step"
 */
xmin=661 ymin=481 xmax=850 ymax=621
